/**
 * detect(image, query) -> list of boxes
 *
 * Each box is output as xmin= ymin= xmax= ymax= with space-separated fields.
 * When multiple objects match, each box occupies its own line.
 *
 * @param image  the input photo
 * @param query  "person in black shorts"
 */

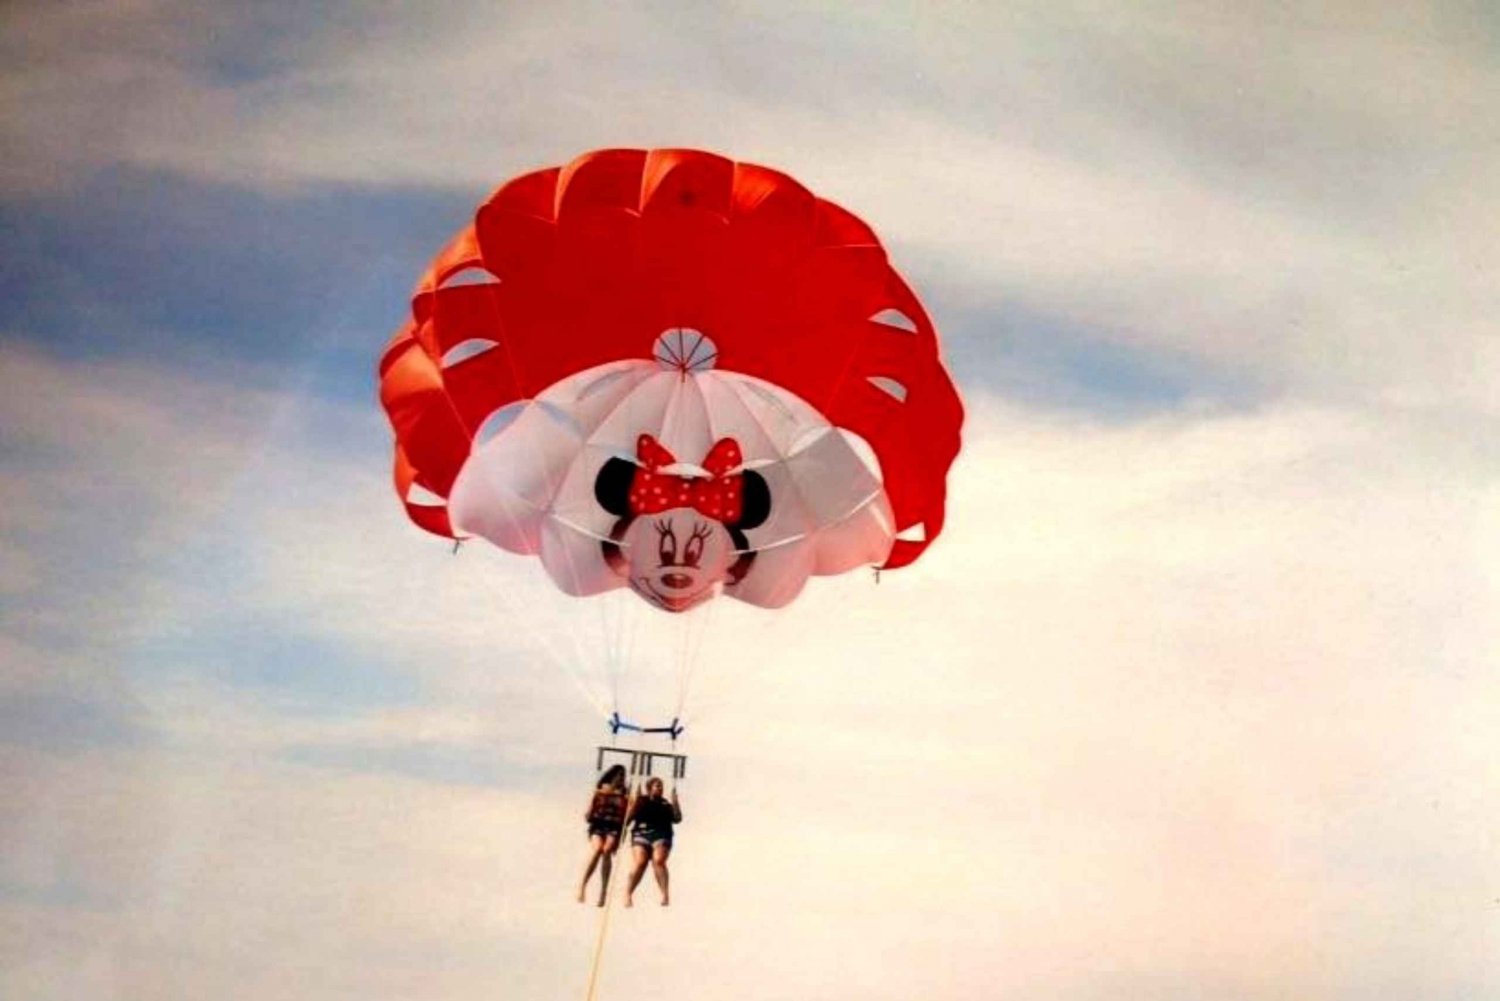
xmin=623 ymin=777 xmax=682 ymax=907
xmin=577 ymin=765 xmax=628 ymax=906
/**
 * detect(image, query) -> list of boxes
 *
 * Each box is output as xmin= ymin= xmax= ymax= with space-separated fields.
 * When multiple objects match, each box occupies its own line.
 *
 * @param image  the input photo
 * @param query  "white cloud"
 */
xmin=3 ymin=346 xmax=1496 ymax=998
xmin=0 ymin=349 xmax=289 ymax=682
xmin=5 ymin=2 xmax=1497 ymax=415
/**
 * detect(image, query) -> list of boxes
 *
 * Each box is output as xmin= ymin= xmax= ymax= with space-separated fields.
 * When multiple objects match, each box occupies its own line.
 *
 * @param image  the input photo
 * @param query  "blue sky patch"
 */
xmin=132 ymin=616 xmax=423 ymax=717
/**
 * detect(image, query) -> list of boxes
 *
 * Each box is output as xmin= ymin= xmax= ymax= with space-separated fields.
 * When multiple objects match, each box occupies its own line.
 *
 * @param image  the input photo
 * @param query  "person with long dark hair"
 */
xmin=577 ymin=765 xmax=628 ymax=905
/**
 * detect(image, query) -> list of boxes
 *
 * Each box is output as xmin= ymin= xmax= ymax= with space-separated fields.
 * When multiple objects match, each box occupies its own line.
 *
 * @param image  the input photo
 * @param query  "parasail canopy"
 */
xmin=379 ymin=148 xmax=962 ymax=612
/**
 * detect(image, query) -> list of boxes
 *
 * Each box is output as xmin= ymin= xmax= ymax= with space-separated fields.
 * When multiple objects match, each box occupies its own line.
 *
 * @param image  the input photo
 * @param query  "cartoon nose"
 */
xmin=660 ymin=572 xmax=693 ymax=590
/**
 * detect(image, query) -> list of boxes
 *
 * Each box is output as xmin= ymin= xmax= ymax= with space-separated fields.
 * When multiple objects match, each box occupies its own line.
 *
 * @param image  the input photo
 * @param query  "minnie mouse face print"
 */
xmin=618 ymin=510 xmax=737 ymax=612
xmin=593 ymin=435 xmax=771 ymax=613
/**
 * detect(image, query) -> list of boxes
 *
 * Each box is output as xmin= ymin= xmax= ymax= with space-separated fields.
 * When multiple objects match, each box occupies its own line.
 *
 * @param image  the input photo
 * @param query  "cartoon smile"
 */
xmin=633 ymin=576 xmax=710 ymax=612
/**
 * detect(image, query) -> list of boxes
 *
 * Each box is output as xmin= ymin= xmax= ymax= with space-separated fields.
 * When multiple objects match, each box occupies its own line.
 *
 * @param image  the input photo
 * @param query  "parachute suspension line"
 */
xmin=460 ymin=496 xmax=608 ymax=716
xmin=670 ymin=618 xmax=744 ymax=732
xmin=462 ymin=536 xmax=609 ymax=718
xmin=672 ymin=612 xmax=689 ymax=713
xmin=449 ymin=406 xmax=593 ymax=702
xmin=692 ymin=609 xmax=712 ymax=711
xmin=462 ymin=537 xmax=608 ymax=717
xmin=571 ymin=307 xmax=682 ymax=722
xmin=621 ymin=598 xmax=642 ymax=718
xmin=533 ymin=523 xmax=600 ymax=692
xmin=660 ymin=266 xmax=707 ymax=729
xmin=552 ymin=524 xmax=606 ymax=688
xmin=599 ymin=589 xmax=621 ymax=718
xmin=529 ymin=599 xmax=612 ymax=719
xmin=467 ymin=280 xmax=608 ymax=711
xmin=673 ymin=596 xmax=717 ymax=727
xmin=597 ymin=588 xmax=646 ymax=731
xmin=668 ymin=609 xmax=691 ymax=728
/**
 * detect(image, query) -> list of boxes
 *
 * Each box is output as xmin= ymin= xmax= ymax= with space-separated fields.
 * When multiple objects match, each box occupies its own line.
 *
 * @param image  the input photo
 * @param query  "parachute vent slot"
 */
xmin=441 ymin=338 xmax=500 ymax=368
xmin=475 ymin=401 xmax=529 ymax=445
xmin=438 ymin=266 xmax=500 ymax=289
xmin=405 ymin=482 xmax=447 ymax=507
xmin=867 ymin=376 xmax=908 ymax=403
xmin=870 ymin=308 xmax=918 ymax=333
xmin=579 ymin=369 xmax=633 ymax=400
xmin=895 ymin=522 xmax=927 ymax=543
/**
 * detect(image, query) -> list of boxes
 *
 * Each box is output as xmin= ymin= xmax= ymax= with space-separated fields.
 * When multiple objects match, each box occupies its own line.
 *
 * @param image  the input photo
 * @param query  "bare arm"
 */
xmin=622 ymin=784 xmax=641 ymax=825
xmin=670 ymin=788 xmax=682 ymax=823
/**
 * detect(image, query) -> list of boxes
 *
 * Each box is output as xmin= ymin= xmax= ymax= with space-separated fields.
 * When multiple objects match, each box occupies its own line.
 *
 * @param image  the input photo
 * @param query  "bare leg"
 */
xmin=578 ymin=835 xmax=606 ymax=902
xmin=651 ymin=842 xmax=672 ymax=906
xmin=596 ymin=834 xmax=618 ymax=906
xmin=624 ymin=844 xmax=650 ymax=907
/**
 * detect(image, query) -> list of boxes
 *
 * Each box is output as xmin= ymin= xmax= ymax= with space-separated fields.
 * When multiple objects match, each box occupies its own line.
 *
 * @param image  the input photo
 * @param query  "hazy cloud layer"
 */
xmin=3 ymin=4 xmax=1496 ymax=998
xmin=3 ymin=346 xmax=1495 ymax=999
xmin=5 ymin=1 xmax=1496 ymax=414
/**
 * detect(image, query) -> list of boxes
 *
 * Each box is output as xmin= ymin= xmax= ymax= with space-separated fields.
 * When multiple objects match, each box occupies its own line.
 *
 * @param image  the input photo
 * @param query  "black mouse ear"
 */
xmin=594 ymin=457 xmax=637 ymax=517
xmin=733 ymin=470 xmax=771 ymax=531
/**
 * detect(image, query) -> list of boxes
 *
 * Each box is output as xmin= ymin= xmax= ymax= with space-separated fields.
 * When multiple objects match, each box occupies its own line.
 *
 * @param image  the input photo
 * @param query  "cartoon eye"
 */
xmin=684 ymin=523 xmax=710 ymax=568
xmin=656 ymin=521 xmax=678 ymax=565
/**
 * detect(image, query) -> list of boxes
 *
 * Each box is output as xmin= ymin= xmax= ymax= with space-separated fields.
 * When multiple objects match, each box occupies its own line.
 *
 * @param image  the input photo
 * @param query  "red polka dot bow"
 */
xmin=628 ymin=435 xmax=745 ymax=522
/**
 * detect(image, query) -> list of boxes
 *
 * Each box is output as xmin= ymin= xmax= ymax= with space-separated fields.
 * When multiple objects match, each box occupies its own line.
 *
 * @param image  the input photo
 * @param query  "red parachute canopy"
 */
xmin=379 ymin=148 xmax=962 ymax=570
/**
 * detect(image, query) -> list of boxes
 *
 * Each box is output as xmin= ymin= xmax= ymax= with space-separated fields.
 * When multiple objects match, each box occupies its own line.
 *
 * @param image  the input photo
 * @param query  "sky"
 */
xmin=1 ymin=2 xmax=1497 ymax=998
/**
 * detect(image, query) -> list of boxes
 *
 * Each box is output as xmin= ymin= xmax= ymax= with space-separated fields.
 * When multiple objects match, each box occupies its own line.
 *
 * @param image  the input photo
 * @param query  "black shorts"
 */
xmin=588 ymin=822 xmax=621 ymax=840
xmin=631 ymin=828 xmax=673 ymax=850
